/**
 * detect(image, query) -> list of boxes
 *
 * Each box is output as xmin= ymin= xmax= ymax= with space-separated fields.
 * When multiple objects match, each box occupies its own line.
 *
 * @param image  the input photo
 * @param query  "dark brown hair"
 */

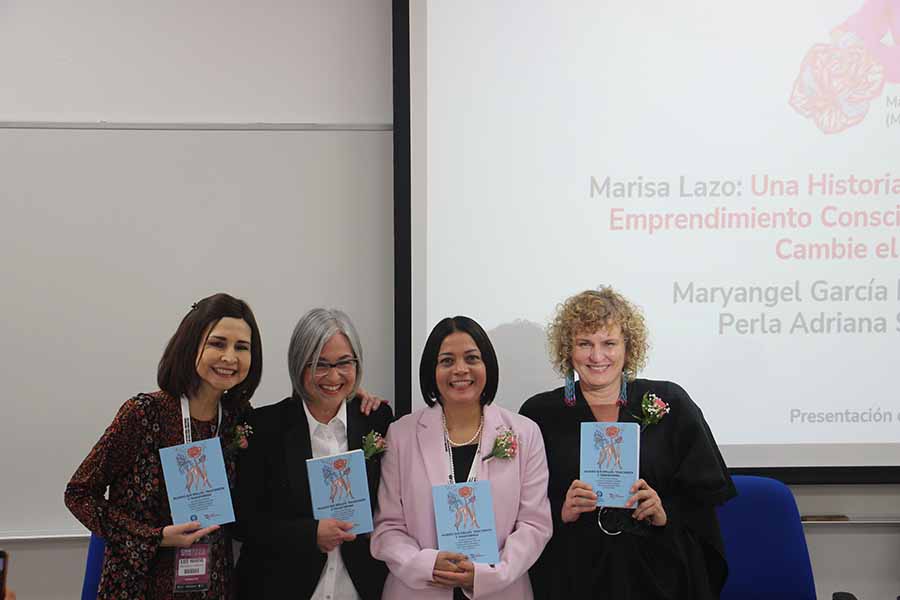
xmin=157 ymin=293 xmax=263 ymax=409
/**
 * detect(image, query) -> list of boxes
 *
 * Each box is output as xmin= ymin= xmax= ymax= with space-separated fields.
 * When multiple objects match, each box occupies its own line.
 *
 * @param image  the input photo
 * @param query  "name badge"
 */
xmin=174 ymin=544 xmax=210 ymax=593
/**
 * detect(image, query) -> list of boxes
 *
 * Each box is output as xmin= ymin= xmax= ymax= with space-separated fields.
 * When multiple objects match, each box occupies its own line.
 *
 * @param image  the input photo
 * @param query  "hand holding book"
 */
xmin=561 ymin=480 xmax=598 ymax=524
xmin=316 ymin=518 xmax=357 ymax=552
xmin=626 ymin=478 xmax=667 ymax=526
xmin=161 ymin=522 xmax=221 ymax=548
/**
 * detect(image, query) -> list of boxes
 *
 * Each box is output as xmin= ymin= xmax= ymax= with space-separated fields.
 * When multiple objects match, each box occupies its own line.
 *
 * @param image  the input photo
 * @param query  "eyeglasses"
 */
xmin=306 ymin=358 xmax=358 ymax=377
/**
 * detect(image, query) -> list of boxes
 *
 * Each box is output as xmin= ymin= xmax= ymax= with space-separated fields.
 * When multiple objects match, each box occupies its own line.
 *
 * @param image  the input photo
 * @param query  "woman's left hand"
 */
xmin=626 ymin=478 xmax=667 ymax=526
xmin=357 ymin=386 xmax=389 ymax=415
xmin=431 ymin=558 xmax=475 ymax=591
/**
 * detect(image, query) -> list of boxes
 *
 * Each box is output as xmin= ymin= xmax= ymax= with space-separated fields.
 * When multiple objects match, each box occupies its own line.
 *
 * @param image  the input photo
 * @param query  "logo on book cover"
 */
xmin=176 ymin=445 xmax=212 ymax=493
xmin=594 ymin=425 xmax=624 ymax=470
xmin=322 ymin=458 xmax=354 ymax=502
xmin=447 ymin=485 xmax=481 ymax=531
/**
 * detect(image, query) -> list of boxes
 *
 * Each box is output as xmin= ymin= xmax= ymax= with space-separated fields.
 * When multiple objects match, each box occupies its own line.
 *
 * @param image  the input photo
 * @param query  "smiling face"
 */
xmin=435 ymin=332 xmax=487 ymax=406
xmin=194 ymin=317 xmax=253 ymax=399
xmin=303 ymin=332 xmax=358 ymax=409
xmin=570 ymin=323 xmax=626 ymax=394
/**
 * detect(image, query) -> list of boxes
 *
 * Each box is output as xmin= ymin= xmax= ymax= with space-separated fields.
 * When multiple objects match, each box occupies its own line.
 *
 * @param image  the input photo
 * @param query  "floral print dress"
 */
xmin=65 ymin=391 xmax=246 ymax=599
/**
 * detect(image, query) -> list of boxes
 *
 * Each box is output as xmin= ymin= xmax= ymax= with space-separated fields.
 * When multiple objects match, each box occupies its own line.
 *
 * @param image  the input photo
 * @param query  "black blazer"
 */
xmin=235 ymin=393 xmax=392 ymax=600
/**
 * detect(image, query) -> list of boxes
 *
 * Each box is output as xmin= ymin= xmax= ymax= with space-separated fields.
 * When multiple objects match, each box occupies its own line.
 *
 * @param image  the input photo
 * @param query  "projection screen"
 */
xmin=407 ymin=0 xmax=900 ymax=472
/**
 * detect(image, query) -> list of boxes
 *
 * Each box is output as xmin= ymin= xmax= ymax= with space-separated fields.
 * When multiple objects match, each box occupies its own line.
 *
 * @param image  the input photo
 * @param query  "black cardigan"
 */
xmin=234 ymin=394 xmax=392 ymax=600
xmin=520 ymin=378 xmax=736 ymax=600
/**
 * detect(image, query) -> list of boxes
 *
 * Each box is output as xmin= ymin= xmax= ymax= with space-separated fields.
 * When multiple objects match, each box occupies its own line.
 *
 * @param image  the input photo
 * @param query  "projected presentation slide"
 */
xmin=417 ymin=0 xmax=900 ymax=467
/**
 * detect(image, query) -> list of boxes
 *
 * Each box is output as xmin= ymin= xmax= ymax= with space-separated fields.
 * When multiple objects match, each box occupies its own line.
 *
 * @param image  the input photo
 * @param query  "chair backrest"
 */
xmin=716 ymin=475 xmax=816 ymax=600
xmin=80 ymin=533 xmax=105 ymax=600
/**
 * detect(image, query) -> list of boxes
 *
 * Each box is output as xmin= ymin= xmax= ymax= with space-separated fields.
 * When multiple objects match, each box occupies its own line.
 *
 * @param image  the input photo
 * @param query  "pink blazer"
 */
xmin=371 ymin=403 xmax=552 ymax=600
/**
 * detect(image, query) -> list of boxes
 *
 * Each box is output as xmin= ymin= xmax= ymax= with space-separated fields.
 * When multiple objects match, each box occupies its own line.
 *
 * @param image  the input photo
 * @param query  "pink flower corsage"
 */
xmin=363 ymin=430 xmax=387 ymax=460
xmin=226 ymin=423 xmax=254 ymax=451
xmin=637 ymin=392 xmax=670 ymax=428
xmin=484 ymin=426 xmax=518 ymax=461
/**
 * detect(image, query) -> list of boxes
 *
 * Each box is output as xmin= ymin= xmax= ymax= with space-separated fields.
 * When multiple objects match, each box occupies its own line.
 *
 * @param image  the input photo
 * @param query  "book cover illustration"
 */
xmin=159 ymin=437 xmax=235 ymax=527
xmin=431 ymin=480 xmax=499 ymax=564
xmin=306 ymin=449 xmax=373 ymax=535
xmin=579 ymin=422 xmax=640 ymax=508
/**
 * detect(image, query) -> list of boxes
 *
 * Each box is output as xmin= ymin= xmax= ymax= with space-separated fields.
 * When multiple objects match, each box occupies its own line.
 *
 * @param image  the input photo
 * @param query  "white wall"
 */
xmin=0 ymin=0 xmax=391 ymax=124
xmin=0 ymin=539 xmax=88 ymax=600
xmin=0 ymin=1 xmax=393 ymax=598
xmin=795 ymin=485 xmax=900 ymax=599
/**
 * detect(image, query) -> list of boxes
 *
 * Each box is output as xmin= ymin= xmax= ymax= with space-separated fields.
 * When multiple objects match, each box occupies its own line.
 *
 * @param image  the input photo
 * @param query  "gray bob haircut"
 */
xmin=288 ymin=308 xmax=364 ymax=401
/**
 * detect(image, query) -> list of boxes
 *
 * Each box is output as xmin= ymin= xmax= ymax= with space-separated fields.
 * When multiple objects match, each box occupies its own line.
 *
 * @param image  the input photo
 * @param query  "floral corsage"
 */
xmin=636 ymin=392 xmax=670 ymax=429
xmin=484 ymin=426 xmax=518 ymax=461
xmin=363 ymin=430 xmax=387 ymax=460
xmin=225 ymin=423 xmax=254 ymax=452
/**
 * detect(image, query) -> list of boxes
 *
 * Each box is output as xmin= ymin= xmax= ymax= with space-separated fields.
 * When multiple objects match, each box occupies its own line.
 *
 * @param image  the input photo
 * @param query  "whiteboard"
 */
xmin=0 ymin=127 xmax=394 ymax=537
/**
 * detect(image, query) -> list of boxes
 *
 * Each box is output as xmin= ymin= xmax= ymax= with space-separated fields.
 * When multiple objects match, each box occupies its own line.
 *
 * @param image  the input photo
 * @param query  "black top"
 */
xmin=520 ymin=379 xmax=736 ymax=600
xmin=450 ymin=443 xmax=478 ymax=484
xmin=234 ymin=394 xmax=393 ymax=600
xmin=450 ymin=444 xmax=478 ymax=600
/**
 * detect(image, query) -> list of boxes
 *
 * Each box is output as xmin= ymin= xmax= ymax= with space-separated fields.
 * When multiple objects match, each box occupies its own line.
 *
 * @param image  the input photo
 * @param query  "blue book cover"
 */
xmin=159 ymin=437 xmax=235 ymax=528
xmin=579 ymin=422 xmax=640 ymax=508
xmin=306 ymin=449 xmax=373 ymax=535
xmin=431 ymin=480 xmax=500 ymax=564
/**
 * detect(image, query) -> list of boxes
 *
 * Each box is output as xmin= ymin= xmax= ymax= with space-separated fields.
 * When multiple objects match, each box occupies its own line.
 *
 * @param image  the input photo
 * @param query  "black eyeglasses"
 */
xmin=306 ymin=358 xmax=358 ymax=377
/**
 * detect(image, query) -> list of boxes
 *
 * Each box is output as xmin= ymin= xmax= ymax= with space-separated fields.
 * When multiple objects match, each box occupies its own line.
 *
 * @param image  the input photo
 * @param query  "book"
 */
xmin=306 ymin=449 xmax=373 ymax=535
xmin=579 ymin=422 xmax=640 ymax=508
xmin=431 ymin=480 xmax=500 ymax=564
xmin=159 ymin=437 xmax=235 ymax=528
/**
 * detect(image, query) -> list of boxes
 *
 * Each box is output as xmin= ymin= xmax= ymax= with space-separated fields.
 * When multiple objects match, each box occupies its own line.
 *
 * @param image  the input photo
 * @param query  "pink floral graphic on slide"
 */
xmin=789 ymin=36 xmax=885 ymax=133
xmin=789 ymin=0 xmax=899 ymax=134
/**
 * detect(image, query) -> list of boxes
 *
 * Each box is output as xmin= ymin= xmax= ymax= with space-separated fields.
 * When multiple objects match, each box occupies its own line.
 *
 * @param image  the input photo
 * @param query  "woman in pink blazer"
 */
xmin=372 ymin=316 xmax=552 ymax=600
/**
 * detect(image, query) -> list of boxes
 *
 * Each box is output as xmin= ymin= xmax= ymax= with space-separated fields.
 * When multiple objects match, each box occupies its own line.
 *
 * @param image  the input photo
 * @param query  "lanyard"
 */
xmin=180 ymin=396 xmax=222 ymax=444
xmin=441 ymin=412 xmax=483 ymax=484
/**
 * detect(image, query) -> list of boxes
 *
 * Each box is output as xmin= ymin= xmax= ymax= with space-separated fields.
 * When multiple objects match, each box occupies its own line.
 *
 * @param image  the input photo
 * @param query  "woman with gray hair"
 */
xmin=234 ymin=308 xmax=393 ymax=600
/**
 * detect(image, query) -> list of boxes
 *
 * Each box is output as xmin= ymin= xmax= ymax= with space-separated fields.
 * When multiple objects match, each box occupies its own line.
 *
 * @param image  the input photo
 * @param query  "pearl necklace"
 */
xmin=441 ymin=412 xmax=484 ymax=447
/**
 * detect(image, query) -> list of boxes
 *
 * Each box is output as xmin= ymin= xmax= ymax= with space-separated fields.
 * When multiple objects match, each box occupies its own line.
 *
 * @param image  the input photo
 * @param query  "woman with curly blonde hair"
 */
xmin=520 ymin=287 xmax=735 ymax=600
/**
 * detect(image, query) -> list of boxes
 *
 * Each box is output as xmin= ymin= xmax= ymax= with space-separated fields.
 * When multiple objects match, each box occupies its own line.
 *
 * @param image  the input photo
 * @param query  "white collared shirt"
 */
xmin=302 ymin=399 xmax=361 ymax=600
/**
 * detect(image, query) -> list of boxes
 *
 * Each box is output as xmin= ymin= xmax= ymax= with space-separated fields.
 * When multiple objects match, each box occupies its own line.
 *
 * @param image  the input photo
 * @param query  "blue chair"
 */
xmin=716 ymin=475 xmax=816 ymax=600
xmin=80 ymin=533 xmax=105 ymax=600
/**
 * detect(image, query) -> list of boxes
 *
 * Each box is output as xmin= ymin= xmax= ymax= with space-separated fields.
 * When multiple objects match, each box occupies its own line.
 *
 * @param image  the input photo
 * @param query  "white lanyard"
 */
xmin=441 ymin=413 xmax=483 ymax=484
xmin=180 ymin=395 xmax=222 ymax=444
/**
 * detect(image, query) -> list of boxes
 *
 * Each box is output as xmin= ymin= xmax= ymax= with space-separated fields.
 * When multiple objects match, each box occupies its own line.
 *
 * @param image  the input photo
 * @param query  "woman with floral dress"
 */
xmin=65 ymin=293 xmax=262 ymax=599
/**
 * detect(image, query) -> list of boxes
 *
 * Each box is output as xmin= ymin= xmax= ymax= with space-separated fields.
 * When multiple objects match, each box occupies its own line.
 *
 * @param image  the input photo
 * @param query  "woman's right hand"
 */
xmin=160 ymin=522 xmax=220 ymax=548
xmin=561 ymin=479 xmax=598 ymax=523
xmin=317 ymin=518 xmax=356 ymax=553
xmin=430 ymin=551 xmax=468 ymax=589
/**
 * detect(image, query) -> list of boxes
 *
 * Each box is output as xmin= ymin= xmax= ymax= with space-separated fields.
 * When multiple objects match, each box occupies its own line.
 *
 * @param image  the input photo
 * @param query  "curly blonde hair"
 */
xmin=547 ymin=287 xmax=649 ymax=380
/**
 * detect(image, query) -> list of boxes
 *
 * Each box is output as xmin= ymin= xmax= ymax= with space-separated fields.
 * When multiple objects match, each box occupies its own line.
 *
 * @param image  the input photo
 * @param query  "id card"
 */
xmin=174 ymin=544 xmax=210 ymax=593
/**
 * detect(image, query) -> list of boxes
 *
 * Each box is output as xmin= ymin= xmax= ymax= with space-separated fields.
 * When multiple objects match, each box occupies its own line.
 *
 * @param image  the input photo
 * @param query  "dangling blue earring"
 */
xmin=617 ymin=372 xmax=628 ymax=406
xmin=564 ymin=369 xmax=576 ymax=407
